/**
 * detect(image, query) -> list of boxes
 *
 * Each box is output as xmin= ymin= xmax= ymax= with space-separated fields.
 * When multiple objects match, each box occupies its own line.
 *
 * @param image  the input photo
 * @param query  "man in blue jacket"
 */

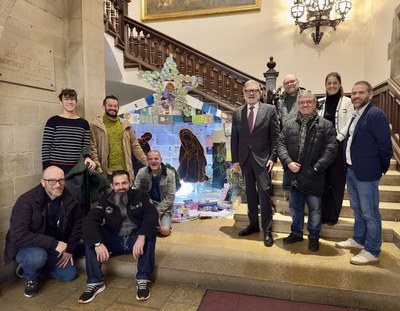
xmin=78 ymin=170 xmax=158 ymax=303
xmin=336 ymin=81 xmax=393 ymax=265
xmin=4 ymin=166 xmax=82 ymax=298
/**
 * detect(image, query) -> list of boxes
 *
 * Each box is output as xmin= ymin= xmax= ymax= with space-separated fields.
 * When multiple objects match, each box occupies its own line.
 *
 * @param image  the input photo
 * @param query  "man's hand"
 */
xmin=132 ymin=235 xmax=145 ymax=260
xmin=55 ymin=241 xmax=67 ymax=256
xmin=57 ymin=252 xmax=73 ymax=268
xmin=95 ymin=243 xmax=110 ymax=263
xmin=233 ymin=162 xmax=241 ymax=172
xmin=266 ymin=160 xmax=274 ymax=173
xmin=288 ymin=162 xmax=301 ymax=173
xmin=84 ymin=157 xmax=97 ymax=170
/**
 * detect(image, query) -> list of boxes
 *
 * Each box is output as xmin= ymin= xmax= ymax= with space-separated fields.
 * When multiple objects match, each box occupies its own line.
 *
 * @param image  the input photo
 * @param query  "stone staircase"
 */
xmin=81 ymin=159 xmax=400 ymax=311
xmin=235 ymin=159 xmax=400 ymax=248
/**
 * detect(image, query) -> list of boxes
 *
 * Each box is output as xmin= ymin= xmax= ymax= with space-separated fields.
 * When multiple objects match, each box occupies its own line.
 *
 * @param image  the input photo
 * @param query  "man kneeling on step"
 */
xmin=78 ymin=170 xmax=158 ymax=303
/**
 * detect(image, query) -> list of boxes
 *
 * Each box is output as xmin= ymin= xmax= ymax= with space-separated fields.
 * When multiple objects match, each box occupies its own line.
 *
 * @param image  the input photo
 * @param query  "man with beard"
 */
xmin=4 ymin=166 xmax=82 ymax=298
xmin=134 ymin=150 xmax=176 ymax=236
xmin=276 ymin=74 xmax=306 ymax=194
xmin=90 ymin=95 xmax=147 ymax=181
xmin=336 ymin=81 xmax=392 ymax=265
xmin=78 ymin=170 xmax=158 ymax=303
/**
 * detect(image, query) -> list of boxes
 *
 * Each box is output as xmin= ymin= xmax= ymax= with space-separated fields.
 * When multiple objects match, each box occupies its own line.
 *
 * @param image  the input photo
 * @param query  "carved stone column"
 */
xmin=388 ymin=4 xmax=400 ymax=83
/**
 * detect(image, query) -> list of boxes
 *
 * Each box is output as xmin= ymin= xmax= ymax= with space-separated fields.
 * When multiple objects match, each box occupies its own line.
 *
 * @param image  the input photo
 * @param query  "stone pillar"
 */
xmin=263 ymin=57 xmax=280 ymax=105
xmin=66 ymin=0 xmax=105 ymax=121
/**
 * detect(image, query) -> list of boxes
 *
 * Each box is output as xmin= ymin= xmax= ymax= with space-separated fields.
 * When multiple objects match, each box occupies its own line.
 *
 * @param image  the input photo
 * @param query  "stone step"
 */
xmin=271 ymin=196 xmax=400 ymax=222
xmin=271 ymin=180 xmax=400 ymax=203
xmin=94 ymin=218 xmax=400 ymax=311
xmin=272 ymin=168 xmax=400 ymax=186
xmin=234 ymin=204 xmax=400 ymax=247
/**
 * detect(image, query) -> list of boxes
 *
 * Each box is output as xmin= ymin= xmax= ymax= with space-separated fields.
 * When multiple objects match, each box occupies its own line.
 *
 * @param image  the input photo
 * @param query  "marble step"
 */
xmin=272 ymin=168 xmax=400 ymax=186
xmin=86 ymin=218 xmax=400 ymax=311
xmin=271 ymin=180 xmax=400 ymax=203
xmin=233 ymin=204 xmax=400 ymax=248
xmin=271 ymin=196 xmax=400 ymax=222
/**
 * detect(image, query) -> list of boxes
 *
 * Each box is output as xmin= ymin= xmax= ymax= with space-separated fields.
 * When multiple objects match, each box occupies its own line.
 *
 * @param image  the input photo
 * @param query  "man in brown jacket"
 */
xmin=90 ymin=95 xmax=147 ymax=181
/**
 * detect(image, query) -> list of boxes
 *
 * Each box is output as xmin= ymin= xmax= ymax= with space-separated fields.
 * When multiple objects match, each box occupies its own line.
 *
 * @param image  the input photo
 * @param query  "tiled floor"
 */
xmin=0 ymin=274 xmax=206 ymax=311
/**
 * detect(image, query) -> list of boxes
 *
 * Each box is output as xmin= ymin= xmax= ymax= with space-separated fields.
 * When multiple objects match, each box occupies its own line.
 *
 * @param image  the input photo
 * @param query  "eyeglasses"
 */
xmin=298 ymin=100 xmax=315 ymax=106
xmin=244 ymin=89 xmax=260 ymax=94
xmin=43 ymin=179 xmax=65 ymax=186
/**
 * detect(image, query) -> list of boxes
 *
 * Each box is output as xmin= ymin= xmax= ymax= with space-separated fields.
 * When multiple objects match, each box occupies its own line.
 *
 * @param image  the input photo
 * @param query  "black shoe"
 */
xmin=78 ymin=283 xmax=106 ymax=304
xmin=24 ymin=280 xmax=39 ymax=298
xmin=264 ymin=232 xmax=274 ymax=247
xmin=309 ymin=238 xmax=319 ymax=252
xmin=239 ymin=225 xmax=260 ymax=236
xmin=283 ymin=232 xmax=304 ymax=244
xmin=136 ymin=280 xmax=150 ymax=301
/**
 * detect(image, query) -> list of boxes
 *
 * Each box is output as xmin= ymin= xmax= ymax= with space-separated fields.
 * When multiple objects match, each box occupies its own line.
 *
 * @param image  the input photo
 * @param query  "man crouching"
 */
xmin=78 ymin=170 xmax=158 ymax=303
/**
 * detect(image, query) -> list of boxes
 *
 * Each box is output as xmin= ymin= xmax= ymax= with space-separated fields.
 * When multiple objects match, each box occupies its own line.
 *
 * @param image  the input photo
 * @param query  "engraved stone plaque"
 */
xmin=0 ymin=31 xmax=55 ymax=90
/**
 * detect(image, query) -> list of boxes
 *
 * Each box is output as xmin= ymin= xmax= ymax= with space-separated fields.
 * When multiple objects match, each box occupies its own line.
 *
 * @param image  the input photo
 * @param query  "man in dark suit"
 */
xmin=231 ymin=79 xmax=280 ymax=246
xmin=336 ymin=81 xmax=392 ymax=265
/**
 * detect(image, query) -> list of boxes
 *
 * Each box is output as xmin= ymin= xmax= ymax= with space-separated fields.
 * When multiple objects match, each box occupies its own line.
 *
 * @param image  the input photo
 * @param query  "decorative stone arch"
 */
xmin=0 ymin=0 xmax=17 ymax=39
xmin=389 ymin=4 xmax=400 ymax=82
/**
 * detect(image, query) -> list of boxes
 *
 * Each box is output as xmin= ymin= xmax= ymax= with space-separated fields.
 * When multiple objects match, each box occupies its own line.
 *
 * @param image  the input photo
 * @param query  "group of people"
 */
xmin=3 ymin=73 xmax=394 ymax=302
xmin=231 ymin=74 xmax=392 ymax=264
xmin=4 ymin=90 xmax=177 ymax=302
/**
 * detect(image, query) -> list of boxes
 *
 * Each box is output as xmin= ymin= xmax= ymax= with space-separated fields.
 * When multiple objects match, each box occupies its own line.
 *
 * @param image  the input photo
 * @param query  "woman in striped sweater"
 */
xmin=42 ymin=89 xmax=96 ymax=174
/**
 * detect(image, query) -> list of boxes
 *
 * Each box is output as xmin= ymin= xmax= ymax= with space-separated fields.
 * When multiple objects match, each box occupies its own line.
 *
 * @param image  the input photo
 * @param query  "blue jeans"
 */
xmin=346 ymin=169 xmax=381 ymax=256
xmin=85 ymin=227 xmax=156 ymax=284
xmin=289 ymin=186 xmax=322 ymax=239
xmin=15 ymin=247 xmax=77 ymax=282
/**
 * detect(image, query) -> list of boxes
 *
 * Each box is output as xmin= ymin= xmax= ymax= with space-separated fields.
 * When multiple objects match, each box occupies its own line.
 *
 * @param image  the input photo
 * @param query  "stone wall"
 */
xmin=0 ymin=0 xmax=105 ymax=281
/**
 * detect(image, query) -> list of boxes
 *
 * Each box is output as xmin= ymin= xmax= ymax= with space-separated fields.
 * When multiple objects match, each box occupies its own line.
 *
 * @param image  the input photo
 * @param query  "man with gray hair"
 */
xmin=231 ymin=79 xmax=280 ymax=247
xmin=276 ymin=90 xmax=338 ymax=251
xmin=134 ymin=150 xmax=176 ymax=236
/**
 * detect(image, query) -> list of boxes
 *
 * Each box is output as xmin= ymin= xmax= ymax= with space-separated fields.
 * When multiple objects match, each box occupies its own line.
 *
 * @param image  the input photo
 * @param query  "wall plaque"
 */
xmin=0 ymin=31 xmax=55 ymax=90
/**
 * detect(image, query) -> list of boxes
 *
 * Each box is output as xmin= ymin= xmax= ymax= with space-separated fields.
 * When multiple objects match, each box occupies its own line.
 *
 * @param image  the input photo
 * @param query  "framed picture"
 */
xmin=141 ymin=0 xmax=261 ymax=21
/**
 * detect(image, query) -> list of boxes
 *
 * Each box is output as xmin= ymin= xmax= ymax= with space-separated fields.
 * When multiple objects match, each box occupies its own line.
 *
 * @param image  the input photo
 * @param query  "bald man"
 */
xmin=4 ymin=166 xmax=83 ymax=298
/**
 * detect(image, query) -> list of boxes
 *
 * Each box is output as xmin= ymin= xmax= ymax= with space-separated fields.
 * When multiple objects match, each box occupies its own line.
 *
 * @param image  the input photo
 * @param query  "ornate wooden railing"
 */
xmin=372 ymin=78 xmax=400 ymax=164
xmin=103 ymin=0 xmax=273 ymax=112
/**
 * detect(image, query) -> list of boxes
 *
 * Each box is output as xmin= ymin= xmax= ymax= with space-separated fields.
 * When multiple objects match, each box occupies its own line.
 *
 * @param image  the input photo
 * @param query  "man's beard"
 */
xmin=114 ymin=191 xmax=128 ymax=217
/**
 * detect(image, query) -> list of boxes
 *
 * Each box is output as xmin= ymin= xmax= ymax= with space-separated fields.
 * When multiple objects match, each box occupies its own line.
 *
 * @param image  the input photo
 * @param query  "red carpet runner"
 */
xmin=198 ymin=289 xmax=366 ymax=311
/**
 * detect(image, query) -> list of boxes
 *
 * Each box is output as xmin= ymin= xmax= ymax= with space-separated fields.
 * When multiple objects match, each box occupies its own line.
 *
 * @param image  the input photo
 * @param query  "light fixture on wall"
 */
xmin=291 ymin=0 xmax=352 ymax=44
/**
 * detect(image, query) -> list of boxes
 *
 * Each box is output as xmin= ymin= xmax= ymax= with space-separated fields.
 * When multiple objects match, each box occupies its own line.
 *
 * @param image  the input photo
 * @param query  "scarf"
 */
xmin=296 ymin=110 xmax=318 ymax=160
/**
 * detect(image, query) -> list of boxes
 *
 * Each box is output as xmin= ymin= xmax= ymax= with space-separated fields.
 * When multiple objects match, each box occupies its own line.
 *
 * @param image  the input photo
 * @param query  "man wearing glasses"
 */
xmin=276 ymin=91 xmax=337 ymax=252
xmin=4 ymin=166 xmax=83 ymax=298
xmin=231 ymin=79 xmax=280 ymax=246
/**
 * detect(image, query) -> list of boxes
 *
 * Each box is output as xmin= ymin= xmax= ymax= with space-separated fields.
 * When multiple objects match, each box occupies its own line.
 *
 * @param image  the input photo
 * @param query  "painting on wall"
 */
xmin=141 ymin=0 xmax=261 ymax=21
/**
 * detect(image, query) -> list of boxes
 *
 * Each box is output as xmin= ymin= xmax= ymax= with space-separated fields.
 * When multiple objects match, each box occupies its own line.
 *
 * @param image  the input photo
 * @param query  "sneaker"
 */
xmin=283 ymin=232 xmax=304 ymax=244
xmin=308 ymin=238 xmax=319 ymax=252
xmin=16 ymin=264 xmax=24 ymax=278
xmin=24 ymin=280 xmax=39 ymax=298
xmin=350 ymin=249 xmax=379 ymax=265
xmin=136 ymin=280 xmax=150 ymax=301
xmin=335 ymin=238 xmax=364 ymax=250
xmin=78 ymin=283 xmax=106 ymax=304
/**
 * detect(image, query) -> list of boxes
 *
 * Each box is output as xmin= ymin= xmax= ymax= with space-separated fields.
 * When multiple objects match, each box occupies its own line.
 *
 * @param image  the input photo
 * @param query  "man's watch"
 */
xmin=94 ymin=242 xmax=102 ymax=247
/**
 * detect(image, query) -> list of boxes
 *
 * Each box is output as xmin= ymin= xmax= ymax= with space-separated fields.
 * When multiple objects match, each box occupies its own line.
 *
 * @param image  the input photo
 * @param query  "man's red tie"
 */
xmin=248 ymin=106 xmax=254 ymax=134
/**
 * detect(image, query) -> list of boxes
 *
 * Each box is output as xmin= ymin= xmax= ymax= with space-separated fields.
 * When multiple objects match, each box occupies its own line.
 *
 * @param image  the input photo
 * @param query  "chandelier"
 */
xmin=291 ymin=0 xmax=352 ymax=44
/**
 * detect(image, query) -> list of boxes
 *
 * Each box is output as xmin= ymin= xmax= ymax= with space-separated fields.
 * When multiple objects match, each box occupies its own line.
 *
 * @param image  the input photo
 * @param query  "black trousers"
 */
xmin=241 ymin=153 xmax=273 ymax=232
xmin=321 ymin=142 xmax=346 ymax=223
